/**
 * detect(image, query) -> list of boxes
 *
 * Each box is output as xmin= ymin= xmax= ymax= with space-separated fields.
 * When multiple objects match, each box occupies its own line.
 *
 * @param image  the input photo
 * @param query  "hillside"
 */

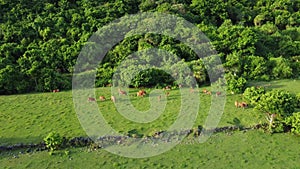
xmin=0 ymin=0 xmax=299 ymax=94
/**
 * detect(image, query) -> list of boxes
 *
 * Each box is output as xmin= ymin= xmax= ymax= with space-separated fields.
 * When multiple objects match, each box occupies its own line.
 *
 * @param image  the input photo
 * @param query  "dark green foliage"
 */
xmin=285 ymin=112 xmax=300 ymax=135
xmin=0 ymin=0 xmax=299 ymax=94
xmin=295 ymin=93 xmax=300 ymax=108
xmin=130 ymin=68 xmax=174 ymax=88
xmin=188 ymin=59 xmax=207 ymax=84
xmin=225 ymin=72 xmax=247 ymax=94
xmin=243 ymin=86 xmax=266 ymax=105
xmin=270 ymin=117 xmax=285 ymax=133
xmin=269 ymin=57 xmax=293 ymax=79
xmin=243 ymin=56 xmax=270 ymax=81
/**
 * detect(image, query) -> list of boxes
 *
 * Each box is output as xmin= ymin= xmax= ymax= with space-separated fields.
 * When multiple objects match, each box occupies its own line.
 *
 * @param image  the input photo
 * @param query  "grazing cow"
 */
xmin=118 ymin=88 xmax=127 ymax=96
xmin=88 ymin=97 xmax=96 ymax=102
xmin=216 ymin=91 xmax=221 ymax=96
xmin=99 ymin=96 xmax=106 ymax=101
xmin=235 ymin=101 xmax=248 ymax=108
xmin=137 ymin=90 xmax=146 ymax=97
xmin=111 ymin=96 xmax=116 ymax=103
xmin=240 ymin=102 xmax=248 ymax=108
xmin=202 ymin=89 xmax=208 ymax=94
xmin=234 ymin=101 xmax=239 ymax=108
xmin=52 ymin=89 xmax=59 ymax=93
xmin=163 ymin=86 xmax=171 ymax=90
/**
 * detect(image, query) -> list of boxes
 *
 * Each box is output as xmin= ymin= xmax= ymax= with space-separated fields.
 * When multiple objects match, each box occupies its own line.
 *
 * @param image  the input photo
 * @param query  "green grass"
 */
xmin=1 ymin=79 xmax=300 ymax=168
xmin=247 ymin=79 xmax=300 ymax=93
xmin=1 ymin=130 xmax=300 ymax=169
xmin=0 ymin=85 xmax=266 ymax=145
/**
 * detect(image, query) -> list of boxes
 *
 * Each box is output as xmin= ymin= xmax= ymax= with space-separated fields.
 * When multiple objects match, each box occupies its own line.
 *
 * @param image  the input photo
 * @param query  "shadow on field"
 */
xmin=227 ymin=117 xmax=244 ymax=129
xmin=0 ymin=136 xmax=42 ymax=147
xmin=265 ymin=84 xmax=284 ymax=90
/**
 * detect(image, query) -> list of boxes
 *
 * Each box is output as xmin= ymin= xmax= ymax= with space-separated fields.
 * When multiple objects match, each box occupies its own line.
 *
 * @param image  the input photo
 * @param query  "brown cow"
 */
xmin=202 ymin=89 xmax=208 ymax=94
xmin=137 ymin=90 xmax=146 ymax=97
xmin=235 ymin=101 xmax=248 ymax=108
xmin=111 ymin=96 xmax=116 ymax=103
xmin=118 ymin=88 xmax=127 ymax=96
xmin=88 ymin=97 xmax=96 ymax=102
xmin=216 ymin=91 xmax=221 ymax=96
xmin=235 ymin=101 xmax=239 ymax=108
xmin=163 ymin=86 xmax=171 ymax=90
xmin=99 ymin=96 xmax=106 ymax=101
xmin=158 ymin=95 xmax=161 ymax=101
xmin=240 ymin=102 xmax=248 ymax=108
xmin=52 ymin=89 xmax=59 ymax=93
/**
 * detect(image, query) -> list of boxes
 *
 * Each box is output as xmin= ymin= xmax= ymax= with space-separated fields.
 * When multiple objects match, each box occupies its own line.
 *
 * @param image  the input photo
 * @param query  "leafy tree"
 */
xmin=243 ymin=55 xmax=269 ymax=80
xmin=243 ymin=86 xmax=266 ymax=105
xmin=255 ymin=89 xmax=296 ymax=117
xmin=188 ymin=59 xmax=206 ymax=85
xmin=269 ymin=57 xmax=293 ymax=79
xmin=224 ymin=52 xmax=244 ymax=76
xmin=0 ymin=0 xmax=299 ymax=94
xmin=224 ymin=72 xmax=247 ymax=94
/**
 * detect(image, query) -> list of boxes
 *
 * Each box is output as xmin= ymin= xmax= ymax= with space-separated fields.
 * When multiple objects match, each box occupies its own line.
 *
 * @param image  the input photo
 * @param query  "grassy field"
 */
xmin=0 ymin=85 xmax=261 ymax=145
xmin=1 ymin=130 xmax=300 ymax=168
xmin=1 ymin=79 xmax=300 ymax=168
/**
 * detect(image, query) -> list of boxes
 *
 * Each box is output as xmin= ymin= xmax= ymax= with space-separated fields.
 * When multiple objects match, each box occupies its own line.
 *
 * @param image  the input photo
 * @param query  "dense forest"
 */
xmin=0 ymin=0 xmax=299 ymax=94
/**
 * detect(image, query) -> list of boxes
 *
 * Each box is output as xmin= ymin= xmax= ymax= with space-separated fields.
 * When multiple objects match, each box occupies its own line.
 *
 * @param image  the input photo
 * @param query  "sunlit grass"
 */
xmin=1 ymin=79 xmax=300 ymax=168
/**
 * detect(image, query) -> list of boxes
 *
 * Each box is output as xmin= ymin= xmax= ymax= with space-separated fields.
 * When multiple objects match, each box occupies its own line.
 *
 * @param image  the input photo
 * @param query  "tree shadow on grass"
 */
xmin=0 ymin=136 xmax=43 ymax=147
xmin=227 ymin=117 xmax=244 ymax=129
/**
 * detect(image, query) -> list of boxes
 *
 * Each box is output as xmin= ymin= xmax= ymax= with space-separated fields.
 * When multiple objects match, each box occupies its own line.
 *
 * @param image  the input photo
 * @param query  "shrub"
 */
xmin=285 ymin=112 xmax=300 ymax=135
xmin=243 ymin=86 xmax=266 ymax=105
xmin=44 ymin=132 xmax=63 ymax=153
xmin=255 ymin=89 xmax=296 ymax=117
xmin=269 ymin=57 xmax=293 ymax=79
xmin=243 ymin=56 xmax=269 ymax=80
xmin=225 ymin=72 xmax=247 ymax=94
xmin=96 ymin=63 xmax=114 ymax=87
xmin=295 ymin=93 xmax=300 ymax=108
xmin=270 ymin=118 xmax=285 ymax=133
xmin=127 ymin=129 xmax=143 ymax=138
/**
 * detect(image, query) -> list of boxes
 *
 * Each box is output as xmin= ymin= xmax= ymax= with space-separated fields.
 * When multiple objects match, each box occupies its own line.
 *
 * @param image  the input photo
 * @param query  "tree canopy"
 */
xmin=0 ymin=0 xmax=299 ymax=94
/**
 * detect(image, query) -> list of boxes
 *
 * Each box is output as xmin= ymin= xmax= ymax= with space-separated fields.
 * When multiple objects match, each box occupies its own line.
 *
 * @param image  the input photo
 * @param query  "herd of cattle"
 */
xmin=52 ymin=86 xmax=248 ymax=108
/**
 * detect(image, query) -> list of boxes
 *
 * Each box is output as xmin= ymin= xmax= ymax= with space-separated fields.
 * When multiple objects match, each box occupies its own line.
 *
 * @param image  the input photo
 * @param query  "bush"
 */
xmin=270 ymin=118 xmax=285 ymax=133
xmin=285 ymin=112 xmax=300 ymax=135
xmin=243 ymin=56 xmax=269 ymax=80
xmin=243 ymin=86 xmax=266 ymax=105
xmin=44 ymin=132 xmax=64 ymax=153
xmin=225 ymin=72 xmax=247 ymax=94
xmin=295 ymin=93 xmax=300 ymax=108
xmin=255 ymin=89 xmax=296 ymax=117
xmin=269 ymin=57 xmax=293 ymax=79
xmin=96 ymin=63 xmax=114 ymax=87
xmin=127 ymin=129 xmax=143 ymax=138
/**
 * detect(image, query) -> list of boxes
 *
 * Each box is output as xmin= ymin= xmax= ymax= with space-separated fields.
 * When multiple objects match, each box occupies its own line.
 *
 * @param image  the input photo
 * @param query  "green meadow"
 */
xmin=1 ymin=79 xmax=300 ymax=168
